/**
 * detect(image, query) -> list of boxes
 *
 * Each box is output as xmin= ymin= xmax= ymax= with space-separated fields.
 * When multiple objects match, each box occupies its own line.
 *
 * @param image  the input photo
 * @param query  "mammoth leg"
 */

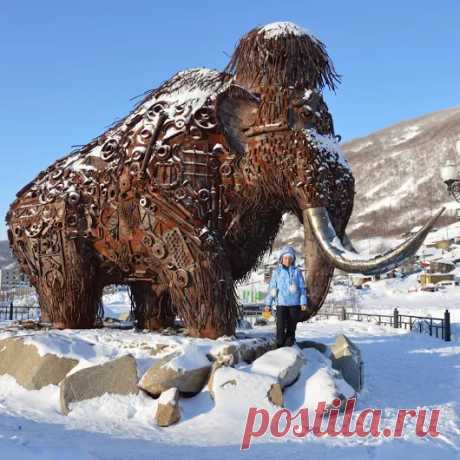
xmin=165 ymin=249 xmax=237 ymax=339
xmin=36 ymin=238 xmax=103 ymax=329
xmin=130 ymin=282 xmax=176 ymax=331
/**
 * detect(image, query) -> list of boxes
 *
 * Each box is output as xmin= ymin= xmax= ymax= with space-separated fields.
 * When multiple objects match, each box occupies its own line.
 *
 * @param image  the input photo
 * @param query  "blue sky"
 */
xmin=1 ymin=1 xmax=459 ymax=239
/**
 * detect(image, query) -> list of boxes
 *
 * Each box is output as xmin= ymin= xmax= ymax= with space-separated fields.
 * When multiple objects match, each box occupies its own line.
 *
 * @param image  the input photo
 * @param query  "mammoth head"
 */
xmin=219 ymin=22 xmax=445 ymax=316
xmin=218 ymin=21 xmax=341 ymax=165
xmin=225 ymin=21 xmax=340 ymax=92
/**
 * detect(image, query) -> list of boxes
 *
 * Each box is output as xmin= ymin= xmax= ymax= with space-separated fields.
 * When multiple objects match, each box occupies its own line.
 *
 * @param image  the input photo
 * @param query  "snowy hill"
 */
xmin=344 ymin=105 xmax=460 ymax=239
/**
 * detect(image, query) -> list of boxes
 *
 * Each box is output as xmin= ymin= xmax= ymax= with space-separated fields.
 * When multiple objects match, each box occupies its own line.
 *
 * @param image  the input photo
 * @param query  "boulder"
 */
xmin=296 ymin=340 xmax=328 ymax=354
xmin=304 ymin=366 xmax=355 ymax=411
xmin=155 ymin=387 xmax=181 ymax=427
xmin=250 ymin=346 xmax=304 ymax=388
xmin=139 ymin=345 xmax=211 ymax=397
xmin=140 ymin=343 xmax=172 ymax=356
xmin=207 ymin=356 xmax=234 ymax=396
xmin=267 ymin=383 xmax=283 ymax=407
xmin=0 ymin=337 xmax=78 ymax=390
xmin=329 ymin=334 xmax=363 ymax=391
xmin=209 ymin=365 xmax=283 ymax=407
xmin=238 ymin=338 xmax=276 ymax=364
xmin=208 ymin=343 xmax=238 ymax=366
xmin=60 ymin=354 xmax=139 ymax=415
xmin=207 ymin=337 xmax=276 ymax=366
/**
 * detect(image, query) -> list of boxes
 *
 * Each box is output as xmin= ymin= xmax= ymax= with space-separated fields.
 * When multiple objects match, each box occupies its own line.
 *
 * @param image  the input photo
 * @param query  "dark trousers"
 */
xmin=276 ymin=305 xmax=300 ymax=347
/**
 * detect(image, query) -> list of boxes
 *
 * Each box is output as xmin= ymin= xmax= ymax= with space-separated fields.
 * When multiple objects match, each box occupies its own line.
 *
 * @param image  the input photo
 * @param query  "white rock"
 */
xmin=0 ymin=337 xmax=79 ymax=391
xmin=139 ymin=344 xmax=211 ymax=396
xmin=304 ymin=366 xmax=355 ymax=411
xmin=209 ymin=366 xmax=283 ymax=409
xmin=60 ymin=355 xmax=139 ymax=415
xmin=207 ymin=337 xmax=276 ymax=365
xmin=155 ymin=387 xmax=181 ymax=427
xmin=250 ymin=346 xmax=305 ymax=388
xmin=330 ymin=334 xmax=363 ymax=392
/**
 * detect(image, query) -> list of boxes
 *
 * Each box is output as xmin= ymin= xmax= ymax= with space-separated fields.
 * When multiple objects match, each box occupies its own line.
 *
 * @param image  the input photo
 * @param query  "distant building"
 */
xmin=426 ymin=238 xmax=455 ymax=250
xmin=0 ymin=266 xmax=30 ymax=291
xmin=350 ymin=275 xmax=374 ymax=287
xmin=419 ymin=272 xmax=455 ymax=286
xmin=427 ymin=259 xmax=456 ymax=274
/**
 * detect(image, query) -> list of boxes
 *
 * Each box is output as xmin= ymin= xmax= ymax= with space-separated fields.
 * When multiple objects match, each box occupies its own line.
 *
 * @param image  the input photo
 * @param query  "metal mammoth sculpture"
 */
xmin=6 ymin=22 xmax=444 ymax=338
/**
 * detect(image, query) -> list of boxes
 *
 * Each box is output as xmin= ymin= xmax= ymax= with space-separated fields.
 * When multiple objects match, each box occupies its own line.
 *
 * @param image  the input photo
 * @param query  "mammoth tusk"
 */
xmin=303 ymin=207 xmax=445 ymax=275
xmin=341 ymin=232 xmax=358 ymax=253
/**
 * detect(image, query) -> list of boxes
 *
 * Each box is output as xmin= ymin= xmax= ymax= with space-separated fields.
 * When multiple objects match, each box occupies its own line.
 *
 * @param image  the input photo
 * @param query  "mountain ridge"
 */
xmin=343 ymin=103 xmax=460 ymax=240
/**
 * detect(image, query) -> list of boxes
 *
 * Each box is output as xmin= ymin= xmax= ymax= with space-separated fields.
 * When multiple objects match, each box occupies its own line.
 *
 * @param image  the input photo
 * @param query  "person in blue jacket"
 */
xmin=265 ymin=246 xmax=308 ymax=347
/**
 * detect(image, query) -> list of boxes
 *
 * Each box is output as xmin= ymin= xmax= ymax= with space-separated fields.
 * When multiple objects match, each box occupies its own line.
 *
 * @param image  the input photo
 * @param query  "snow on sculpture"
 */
xmin=6 ymin=22 xmax=444 ymax=338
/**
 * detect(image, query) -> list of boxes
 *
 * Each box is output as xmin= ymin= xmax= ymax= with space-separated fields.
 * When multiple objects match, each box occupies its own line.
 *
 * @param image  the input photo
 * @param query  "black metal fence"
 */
xmin=1 ymin=303 xmax=453 ymax=342
xmin=240 ymin=304 xmax=451 ymax=342
xmin=0 ymin=304 xmax=40 ymax=321
xmin=239 ymin=304 xmax=265 ymax=317
xmin=316 ymin=307 xmax=451 ymax=342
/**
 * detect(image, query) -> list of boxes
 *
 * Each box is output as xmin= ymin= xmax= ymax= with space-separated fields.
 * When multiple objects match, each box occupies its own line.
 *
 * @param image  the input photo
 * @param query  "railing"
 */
xmin=239 ymin=303 xmax=264 ymax=316
xmin=1 ymin=303 xmax=452 ymax=342
xmin=239 ymin=303 xmax=270 ymax=326
xmin=315 ymin=307 xmax=451 ymax=342
xmin=241 ymin=304 xmax=451 ymax=342
xmin=0 ymin=304 xmax=40 ymax=321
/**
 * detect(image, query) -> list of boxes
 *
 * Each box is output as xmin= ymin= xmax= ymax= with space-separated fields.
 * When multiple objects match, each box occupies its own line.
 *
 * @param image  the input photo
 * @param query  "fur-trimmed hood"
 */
xmin=278 ymin=245 xmax=297 ymax=265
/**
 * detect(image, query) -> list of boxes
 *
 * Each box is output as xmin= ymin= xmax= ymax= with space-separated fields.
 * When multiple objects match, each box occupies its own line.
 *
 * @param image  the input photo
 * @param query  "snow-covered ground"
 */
xmin=2 ymin=222 xmax=460 ymax=459
xmin=0 ymin=318 xmax=459 ymax=459
xmin=103 ymin=290 xmax=131 ymax=319
xmin=330 ymin=275 xmax=460 ymax=315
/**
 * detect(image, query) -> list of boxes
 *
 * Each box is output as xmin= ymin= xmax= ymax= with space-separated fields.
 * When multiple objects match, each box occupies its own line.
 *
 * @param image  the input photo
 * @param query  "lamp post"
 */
xmin=441 ymin=140 xmax=460 ymax=202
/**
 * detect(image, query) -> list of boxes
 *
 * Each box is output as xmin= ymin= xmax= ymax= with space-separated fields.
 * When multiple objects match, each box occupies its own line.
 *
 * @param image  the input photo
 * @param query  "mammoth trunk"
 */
xmin=301 ymin=213 xmax=335 ymax=319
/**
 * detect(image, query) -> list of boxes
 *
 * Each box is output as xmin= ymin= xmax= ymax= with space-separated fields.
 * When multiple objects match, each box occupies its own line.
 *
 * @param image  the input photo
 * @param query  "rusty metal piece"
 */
xmin=146 ymin=102 xmax=168 ymax=121
xmin=151 ymin=160 xmax=182 ymax=189
xmin=67 ymin=191 xmax=80 ymax=206
xmin=163 ymin=227 xmax=194 ymax=269
xmin=174 ymin=188 xmax=187 ymax=201
xmin=139 ymin=196 xmax=150 ymax=208
xmin=220 ymin=162 xmax=233 ymax=176
xmin=140 ymin=111 xmax=167 ymax=177
xmin=197 ymin=188 xmax=210 ymax=202
xmin=156 ymin=144 xmax=171 ymax=160
xmin=25 ymin=222 xmax=44 ymax=238
xmin=194 ymin=107 xmax=217 ymax=130
xmin=101 ymin=139 xmax=119 ymax=161
xmin=174 ymin=268 xmax=190 ymax=288
xmin=152 ymin=242 xmax=167 ymax=259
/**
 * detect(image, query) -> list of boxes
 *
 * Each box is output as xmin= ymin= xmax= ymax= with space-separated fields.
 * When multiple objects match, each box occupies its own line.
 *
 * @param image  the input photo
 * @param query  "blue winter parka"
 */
xmin=265 ymin=246 xmax=308 ymax=307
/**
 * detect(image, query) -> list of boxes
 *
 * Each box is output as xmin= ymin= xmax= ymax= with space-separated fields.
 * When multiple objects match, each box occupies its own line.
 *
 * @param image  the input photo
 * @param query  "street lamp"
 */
xmin=441 ymin=140 xmax=460 ymax=202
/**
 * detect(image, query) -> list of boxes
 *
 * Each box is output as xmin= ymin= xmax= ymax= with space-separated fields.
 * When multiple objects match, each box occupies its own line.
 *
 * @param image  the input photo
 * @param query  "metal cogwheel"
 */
xmin=174 ymin=268 xmax=190 ymax=288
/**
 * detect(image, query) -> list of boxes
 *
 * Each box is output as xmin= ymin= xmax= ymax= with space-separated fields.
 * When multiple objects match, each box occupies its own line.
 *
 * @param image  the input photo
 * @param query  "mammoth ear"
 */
xmin=216 ymin=85 xmax=259 ymax=156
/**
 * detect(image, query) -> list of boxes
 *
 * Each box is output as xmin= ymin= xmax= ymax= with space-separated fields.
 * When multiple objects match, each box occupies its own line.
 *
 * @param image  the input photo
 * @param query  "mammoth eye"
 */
xmin=288 ymin=106 xmax=315 ymax=130
xmin=302 ymin=104 xmax=313 ymax=116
